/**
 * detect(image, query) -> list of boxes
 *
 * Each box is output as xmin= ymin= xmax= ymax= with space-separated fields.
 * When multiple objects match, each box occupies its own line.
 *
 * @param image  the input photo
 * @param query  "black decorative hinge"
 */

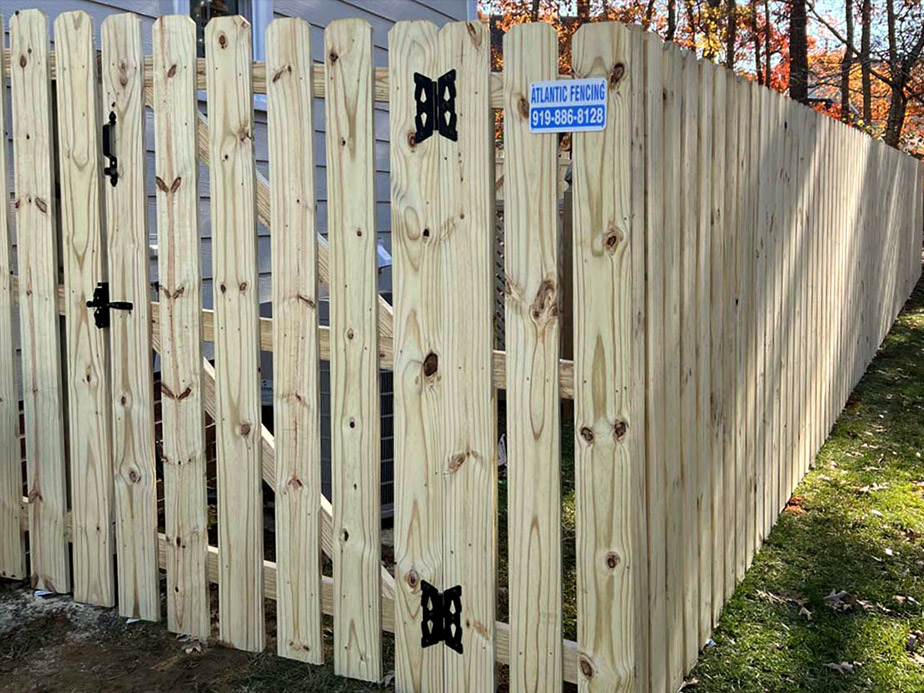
xmin=413 ymin=70 xmax=457 ymax=143
xmin=102 ymin=111 xmax=119 ymax=187
xmin=86 ymin=282 xmax=133 ymax=329
xmin=420 ymin=581 xmax=463 ymax=654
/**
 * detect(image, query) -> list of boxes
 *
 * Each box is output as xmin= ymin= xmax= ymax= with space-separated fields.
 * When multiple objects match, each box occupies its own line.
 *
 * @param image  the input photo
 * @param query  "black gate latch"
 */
xmin=420 ymin=581 xmax=463 ymax=654
xmin=86 ymin=282 xmax=132 ymax=329
xmin=102 ymin=111 xmax=119 ymax=187
xmin=413 ymin=70 xmax=457 ymax=143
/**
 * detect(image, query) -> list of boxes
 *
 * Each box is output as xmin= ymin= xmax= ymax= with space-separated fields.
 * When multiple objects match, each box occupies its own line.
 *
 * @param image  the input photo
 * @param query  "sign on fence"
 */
xmin=528 ymin=77 xmax=607 ymax=133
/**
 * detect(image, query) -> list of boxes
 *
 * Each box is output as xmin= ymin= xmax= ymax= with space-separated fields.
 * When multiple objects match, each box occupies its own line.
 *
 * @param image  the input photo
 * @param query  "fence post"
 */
xmin=205 ymin=14 xmax=265 ymax=653
xmin=9 ymin=8 xmax=71 ymax=595
xmin=101 ymin=11 xmax=160 ymax=623
xmin=571 ymin=21 xmax=637 ymax=692
xmin=55 ymin=10 xmax=115 ymax=607
xmin=325 ymin=18 xmax=382 ymax=682
xmin=267 ymin=16 xmax=323 ymax=665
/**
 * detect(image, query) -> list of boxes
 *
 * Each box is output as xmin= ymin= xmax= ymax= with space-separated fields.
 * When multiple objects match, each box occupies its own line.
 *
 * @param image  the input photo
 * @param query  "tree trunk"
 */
xmin=790 ymin=0 xmax=809 ymax=103
xmin=841 ymin=0 xmax=854 ymax=122
xmin=884 ymin=88 xmax=907 ymax=147
xmin=764 ymin=0 xmax=772 ymax=84
xmin=726 ymin=0 xmax=737 ymax=69
xmin=751 ymin=0 xmax=762 ymax=83
xmin=861 ymin=0 xmax=872 ymax=123
xmin=668 ymin=0 xmax=677 ymax=41
xmin=531 ymin=0 xmax=540 ymax=22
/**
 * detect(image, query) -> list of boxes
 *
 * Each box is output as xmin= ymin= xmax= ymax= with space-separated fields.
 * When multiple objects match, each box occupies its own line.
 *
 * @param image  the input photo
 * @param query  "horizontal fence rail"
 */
xmin=0 ymin=8 xmax=921 ymax=693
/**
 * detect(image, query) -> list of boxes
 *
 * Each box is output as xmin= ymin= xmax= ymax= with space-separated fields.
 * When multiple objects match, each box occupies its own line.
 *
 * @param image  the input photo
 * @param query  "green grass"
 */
xmin=688 ymin=275 xmax=924 ymax=692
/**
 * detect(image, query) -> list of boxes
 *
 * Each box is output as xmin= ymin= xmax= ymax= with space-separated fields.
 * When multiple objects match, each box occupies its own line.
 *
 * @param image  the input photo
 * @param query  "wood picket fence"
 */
xmin=0 ymin=8 xmax=921 ymax=692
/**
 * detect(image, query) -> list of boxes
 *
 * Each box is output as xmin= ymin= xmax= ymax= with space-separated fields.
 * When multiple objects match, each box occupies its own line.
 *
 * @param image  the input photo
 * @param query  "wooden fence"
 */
xmin=0 ymin=9 xmax=921 ymax=693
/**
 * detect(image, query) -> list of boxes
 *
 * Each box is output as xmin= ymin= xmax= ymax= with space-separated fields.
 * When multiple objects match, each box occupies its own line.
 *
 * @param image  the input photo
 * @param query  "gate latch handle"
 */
xmin=86 ymin=282 xmax=132 ymax=329
xmin=102 ymin=111 xmax=119 ymax=187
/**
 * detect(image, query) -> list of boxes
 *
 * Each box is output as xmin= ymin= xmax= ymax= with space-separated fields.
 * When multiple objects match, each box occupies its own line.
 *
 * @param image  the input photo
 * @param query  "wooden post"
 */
xmin=55 ymin=10 xmax=115 ymax=607
xmin=267 ymin=17 xmax=323 ymax=664
xmin=153 ymin=14 xmax=210 ymax=640
xmin=0 ymin=12 xmax=26 ymax=581
xmin=326 ymin=18 xmax=381 ymax=682
xmin=504 ymin=22 xmax=561 ymax=692
xmin=571 ymin=21 xmax=637 ymax=692
xmin=9 ymin=8 xmax=71 ymax=595
xmin=101 ymin=12 xmax=160 ymax=622
xmin=206 ymin=15 xmax=265 ymax=653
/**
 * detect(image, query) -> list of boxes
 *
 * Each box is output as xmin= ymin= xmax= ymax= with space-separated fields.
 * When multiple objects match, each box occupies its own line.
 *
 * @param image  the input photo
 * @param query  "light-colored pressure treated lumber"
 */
xmin=9 ymin=8 xmax=71 ymax=594
xmin=153 ymin=14 xmax=210 ymax=640
xmin=678 ymin=47 xmax=700 ymax=674
xmin=696 ymin=58 xmax=714 ymax=646
xmin=0 ymin=12 xmax=25 ymax=580
xmin=662 ymin=42 xmax=684 ymax=693
xmin=17 ymin=498 xmax=583 ymax=685
xmin=504 ymin=21 xmax=561 ymax=693
xmin=55 ymin=10 xmax=116 ymax=608
xmin=625 ymin=24 xmax=650 ymax=690
xmin=389 ymin=19 xmax=444 ymax=692
xmin=101 ymin=12 xmax=160 ymax=623
xmin=709 ymin=64 xmax=727 ymax=627
xmin=644 ymin=32 xmax=667 ymax=693
xmin=571 ymin=21 xmax=637 ymax=692
xmin=757 ymin=85 xmax=774 ymax=544
xmin=206 ymin=15 xmax=265 ymax=653
xmin=438 ymin=22 xmax=496 ymax=691
xmin=326 ymin=18 xmax=382 ymax=682
xmin=266 ymin=17 xmax=323 ymax=665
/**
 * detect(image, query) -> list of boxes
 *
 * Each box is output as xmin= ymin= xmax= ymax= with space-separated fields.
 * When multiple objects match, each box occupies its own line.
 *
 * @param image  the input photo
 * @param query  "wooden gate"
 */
xmin=0 ymin=7 xmax=921 ymax=693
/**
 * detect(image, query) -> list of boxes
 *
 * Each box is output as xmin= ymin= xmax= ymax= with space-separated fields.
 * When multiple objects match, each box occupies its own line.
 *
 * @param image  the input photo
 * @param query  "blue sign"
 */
xmin=528 ymin=78 xmax=608 ymax=134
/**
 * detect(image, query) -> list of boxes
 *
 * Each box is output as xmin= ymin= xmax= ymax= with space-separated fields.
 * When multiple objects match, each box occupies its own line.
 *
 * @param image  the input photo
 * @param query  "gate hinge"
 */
xmin=86 ymin=282 xmax=133 ymax=329
xmin=421 ymin=581 xmax=463 ymax=654
xmin=413 ymin=70 xmax=458 ymax=143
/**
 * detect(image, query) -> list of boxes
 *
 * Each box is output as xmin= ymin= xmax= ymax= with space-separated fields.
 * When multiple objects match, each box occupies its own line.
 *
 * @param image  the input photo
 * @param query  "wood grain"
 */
xmin=388 ymin=19 xmax=444 ymax=692
xmin=571 ymin=21 xmax=636 ymax=692
xmin=503 ymin=22 xmax=561 ymax=693
xmin=101 ymin=11 xmax=160 ymax=622
xmin=266 ymin=17 xmax=323 ymax=665
xmin=55 ymin=10 xmax=115 ymax=607
xmin=325 ymin=18 xmax=381 ymax=682
xmin=9 ymin=8 xmax=71 ymax=595
xmin=0 ymin=11 xmax=26 ymax=581
xmin=153 ymin=14 xmax=210 ymax=639
xmin=206 ymin=15 xmax=265 ymax=653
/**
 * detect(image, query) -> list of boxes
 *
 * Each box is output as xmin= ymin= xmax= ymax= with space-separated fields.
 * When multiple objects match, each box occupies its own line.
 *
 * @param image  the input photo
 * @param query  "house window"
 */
xmin=188 ymin=0 xmax=271 ymax=61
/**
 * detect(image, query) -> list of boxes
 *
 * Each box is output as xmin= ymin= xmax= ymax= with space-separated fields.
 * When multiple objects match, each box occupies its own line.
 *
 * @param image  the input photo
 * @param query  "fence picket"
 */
xmin=325 ymin=18 xmax=381 ymax=682
xmin=9 ymin=8 xmax=71 ymax=595
xmin=206 ymin=15 xmax=265 ymax=653
xmin=153 ymin=14 xmax=210 ymax=639
xmin=643 ymin=33 xmax=667 ymax=693
xmin=55 ymin=10 xmax=115 ymax=607
xmin=389 ymin=19 xmax=443 ymax=691
xmin=101 ymin=12 xmax=159 ymax=622
xmin=267 ymin=17 xmax=323 ymax=665
xmin=503 ymin=22 xmax=561 ymax=692
xmin=0 ymin=12 xmax=25 ymax=580
xmin=571 ymin=21 xmax=637 ymax=691
xmin=678 ymin=48 xmax=699 ymax=673
xmin=437 ymin=22 xmax=496 ymax=690
xmin=696 ymin=58 xmax=714 ymax=645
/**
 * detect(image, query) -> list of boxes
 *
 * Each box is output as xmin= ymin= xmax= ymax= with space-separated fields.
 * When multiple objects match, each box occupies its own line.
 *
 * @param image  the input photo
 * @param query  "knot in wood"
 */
xmin=614 ymin=419 xmax=628 ymax=441
xmin=19 ymin=54 xmax=27 ymax=68
xmin=328 ymin=51 xmax=339 ymax=64
xmin=580 ymin=426 xmax=594 ymax=443
xmin=127 ymin=468 xmax=140 ymax=483
xmin=605 ymin=551 xmax=621 ymax=570
xmin=217 ymin=33 xmax=227 ymax=49
xmin=518 ymin=95 xmax=530 ymax=120
xmin=407 ymin=130 xmax=417 ymax=149
xmin=604 ymin=224 xmax=623 ymax=254
xmin=609 ymin=62 xmax=626 ymax=88
xmin=240 ymin=422 xmax=252 ymax=437
xmin=167 ymin=64 xmax=178 ymax=78
xmin=579 ymin=655 xmax=595 ymax=679
xmin=530 ymin=279 xmax=558 ymax=326
xmin=406 ymin=569 xmax=419 ymax=589
xmin=422 ymin=352 xmax=439 ymax=378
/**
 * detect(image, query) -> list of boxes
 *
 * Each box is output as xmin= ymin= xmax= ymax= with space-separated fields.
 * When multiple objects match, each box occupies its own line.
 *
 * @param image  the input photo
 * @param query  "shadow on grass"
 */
xmin=690 ymin=273 xmax=924 ymax=693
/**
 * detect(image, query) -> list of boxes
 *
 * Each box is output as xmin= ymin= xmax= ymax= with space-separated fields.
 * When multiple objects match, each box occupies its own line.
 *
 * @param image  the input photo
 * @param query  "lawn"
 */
xmin=688 ymin=275 xmax=924 ymax=692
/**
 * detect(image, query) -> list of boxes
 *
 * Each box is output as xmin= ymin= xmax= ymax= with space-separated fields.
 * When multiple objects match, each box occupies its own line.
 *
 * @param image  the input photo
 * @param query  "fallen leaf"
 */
xmin=824 ymin=661 xmax=856 ymax=674
xmin=679 ymin=678 xmax=700 ymax=691
xmin=799 ymin=606 xmax=813 ymax=620
xmin=785 ymin=496 xmax=807 ymax=515
xmin=824 ymin=589 xmax=860 ymax=612
xmin=885 ymin=548 xmax=895 ymax=557
xmin=871 ymin=509 xmax=884 ymax=518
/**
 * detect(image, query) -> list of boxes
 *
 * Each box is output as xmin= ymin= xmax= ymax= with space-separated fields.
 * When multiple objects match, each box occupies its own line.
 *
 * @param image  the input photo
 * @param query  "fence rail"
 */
xmin=0 ymin=8 xmax=921 ymax=693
